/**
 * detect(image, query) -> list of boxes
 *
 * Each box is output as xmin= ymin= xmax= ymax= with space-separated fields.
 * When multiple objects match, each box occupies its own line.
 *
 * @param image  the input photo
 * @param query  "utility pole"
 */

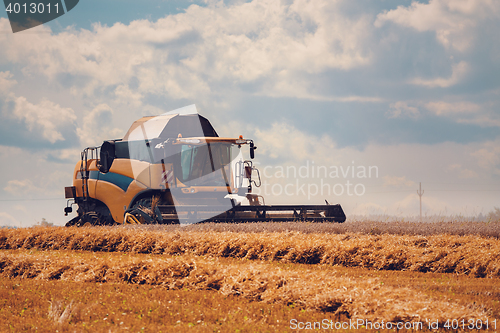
xmin=417 ymin=182 xmax=424 ymax=222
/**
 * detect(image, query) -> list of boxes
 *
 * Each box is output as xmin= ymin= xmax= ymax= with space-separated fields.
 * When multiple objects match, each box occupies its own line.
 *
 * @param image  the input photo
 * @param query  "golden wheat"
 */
xmin=0 ymin=249 xmax=487 ymax=324
xmin=1 ymin=226 xmax=499 ymax=277
xmin=183 ymin=221 xmax=500 ymax=238
xmin=2 ymin=276 xmax=322 ymax=332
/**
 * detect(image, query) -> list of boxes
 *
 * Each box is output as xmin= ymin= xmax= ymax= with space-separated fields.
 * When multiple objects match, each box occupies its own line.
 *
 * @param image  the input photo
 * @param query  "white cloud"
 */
xmin=349 ymin=194 xmax=454 ymax=218
xmin=471 ymin=140 xmax=500 ymax=171
xmin=77 ymin=104 xmax=124 ymax=147
xmin=4 ymin=179 xmax=44 ymax=196
xmin=386 ymin=101 xmax=420 ymax=119
xmin=459 ymin=169 xmax=478 ymax=179
xmin=423 ymin=100 xmax=499 ymax=127
xmin=252 ymin=122 xmax=338 ymax=162
xmin=447 ymin=164 xmax=478 ymax=179
xmin=375 ymin=0 xmax=500 ymax=52
xmin=410 ymin=61 xmax=469 ymax=88
xmin=389 ymin=193 xmax=452 ymax=216
xmin=387 ymin=100 xmax=495 ymax=127
xmin=3 ymin=169 xmax=71 ymax=199
xmin=425 ymin=100 xmax=480 ymax=115
xmin=383 ymin=176 xmax=415 ymax=188
xmin=349 ymin=202 xmax=388 ymax=215
xmin=0 ymin=212 xmax=18 ymax=227
xmin=456 ymin=116 xmax=500 ymax=128
xmin=259 ymin=71 xmax=384 ymax=102
xmin=114 ymin=85 xmax=143 ymax=108
xmin=332 ymin=96 xmax=384 ymax=103
xmin=11 ymin=96 xmax=77 ymax=143
xmin=53 ymin=148 xmax=84 ymax=162
xmin=0 ymin=145 xmax=24 ymax=158
xmin=0 ymin=0 xmax=374 ymax=101
xmin=0 ymin=71 xmax=16 ymax=95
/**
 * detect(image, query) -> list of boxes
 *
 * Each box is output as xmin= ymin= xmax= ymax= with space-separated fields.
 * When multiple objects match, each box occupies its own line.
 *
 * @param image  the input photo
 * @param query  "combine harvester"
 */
xmin=64 ymin=105 xmax=346 ymax=226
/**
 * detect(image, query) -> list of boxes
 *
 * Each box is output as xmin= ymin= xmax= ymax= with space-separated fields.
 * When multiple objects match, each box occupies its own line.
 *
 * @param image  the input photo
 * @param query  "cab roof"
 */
xmin=122 ymin=113 xmax=218 ymax=141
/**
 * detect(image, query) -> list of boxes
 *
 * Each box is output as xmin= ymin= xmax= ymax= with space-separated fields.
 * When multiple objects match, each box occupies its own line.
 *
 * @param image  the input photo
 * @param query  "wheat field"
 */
xmin=1 ymin=224 xmax=499 ymax=277
xmin=1 ymin=222 xmax=499 ymax=331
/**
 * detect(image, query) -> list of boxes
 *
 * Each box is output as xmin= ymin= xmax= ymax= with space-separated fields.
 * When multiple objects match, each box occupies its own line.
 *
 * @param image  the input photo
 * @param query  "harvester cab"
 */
xmin=64 ymin=105 xmax=345 ymax=226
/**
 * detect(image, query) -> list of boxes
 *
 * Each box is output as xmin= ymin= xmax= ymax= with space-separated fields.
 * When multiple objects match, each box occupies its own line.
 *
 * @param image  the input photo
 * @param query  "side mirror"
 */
xmin=99 ymin=141 xmax=115 ymax=173
xmin=250 ymin=141 xmax=256 ymax=159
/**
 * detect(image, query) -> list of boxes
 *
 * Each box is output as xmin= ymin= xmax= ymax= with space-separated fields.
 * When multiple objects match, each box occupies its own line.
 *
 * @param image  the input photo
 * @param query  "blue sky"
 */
xmin=0 ymin=0 xmax=499 ymax=226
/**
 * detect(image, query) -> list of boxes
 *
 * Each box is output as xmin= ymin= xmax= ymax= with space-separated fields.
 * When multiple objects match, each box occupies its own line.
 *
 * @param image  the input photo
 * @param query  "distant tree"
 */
xmin=487 ymin=207 xmax=500 ymax=222
xmin=40 ymin=218 xmax=54 ymax=227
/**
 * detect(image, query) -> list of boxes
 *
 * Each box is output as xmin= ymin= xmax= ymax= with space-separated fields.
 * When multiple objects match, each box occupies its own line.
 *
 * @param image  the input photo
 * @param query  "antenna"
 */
xmin=417 ymin=182 xmax=424 ymax=222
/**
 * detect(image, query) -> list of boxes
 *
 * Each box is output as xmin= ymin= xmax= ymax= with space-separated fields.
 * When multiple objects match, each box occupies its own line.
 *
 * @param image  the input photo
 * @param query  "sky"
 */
xmin=0 ymin=0 xmax=499 ymax=226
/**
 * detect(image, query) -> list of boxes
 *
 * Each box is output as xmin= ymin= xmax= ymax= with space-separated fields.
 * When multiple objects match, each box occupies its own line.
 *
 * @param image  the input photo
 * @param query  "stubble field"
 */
xmin=1 ymin=221 xmax=499 ymax=332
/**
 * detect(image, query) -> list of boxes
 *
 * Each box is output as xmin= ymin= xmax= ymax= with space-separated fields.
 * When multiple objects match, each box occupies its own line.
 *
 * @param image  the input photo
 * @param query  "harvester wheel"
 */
xmin=77 ymin=212 xmax=100 ymax=227
xmin=65 ymin=215 xmax=80 ymax=227
xmin=129 ymin=198 xmax=162 ymax=224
